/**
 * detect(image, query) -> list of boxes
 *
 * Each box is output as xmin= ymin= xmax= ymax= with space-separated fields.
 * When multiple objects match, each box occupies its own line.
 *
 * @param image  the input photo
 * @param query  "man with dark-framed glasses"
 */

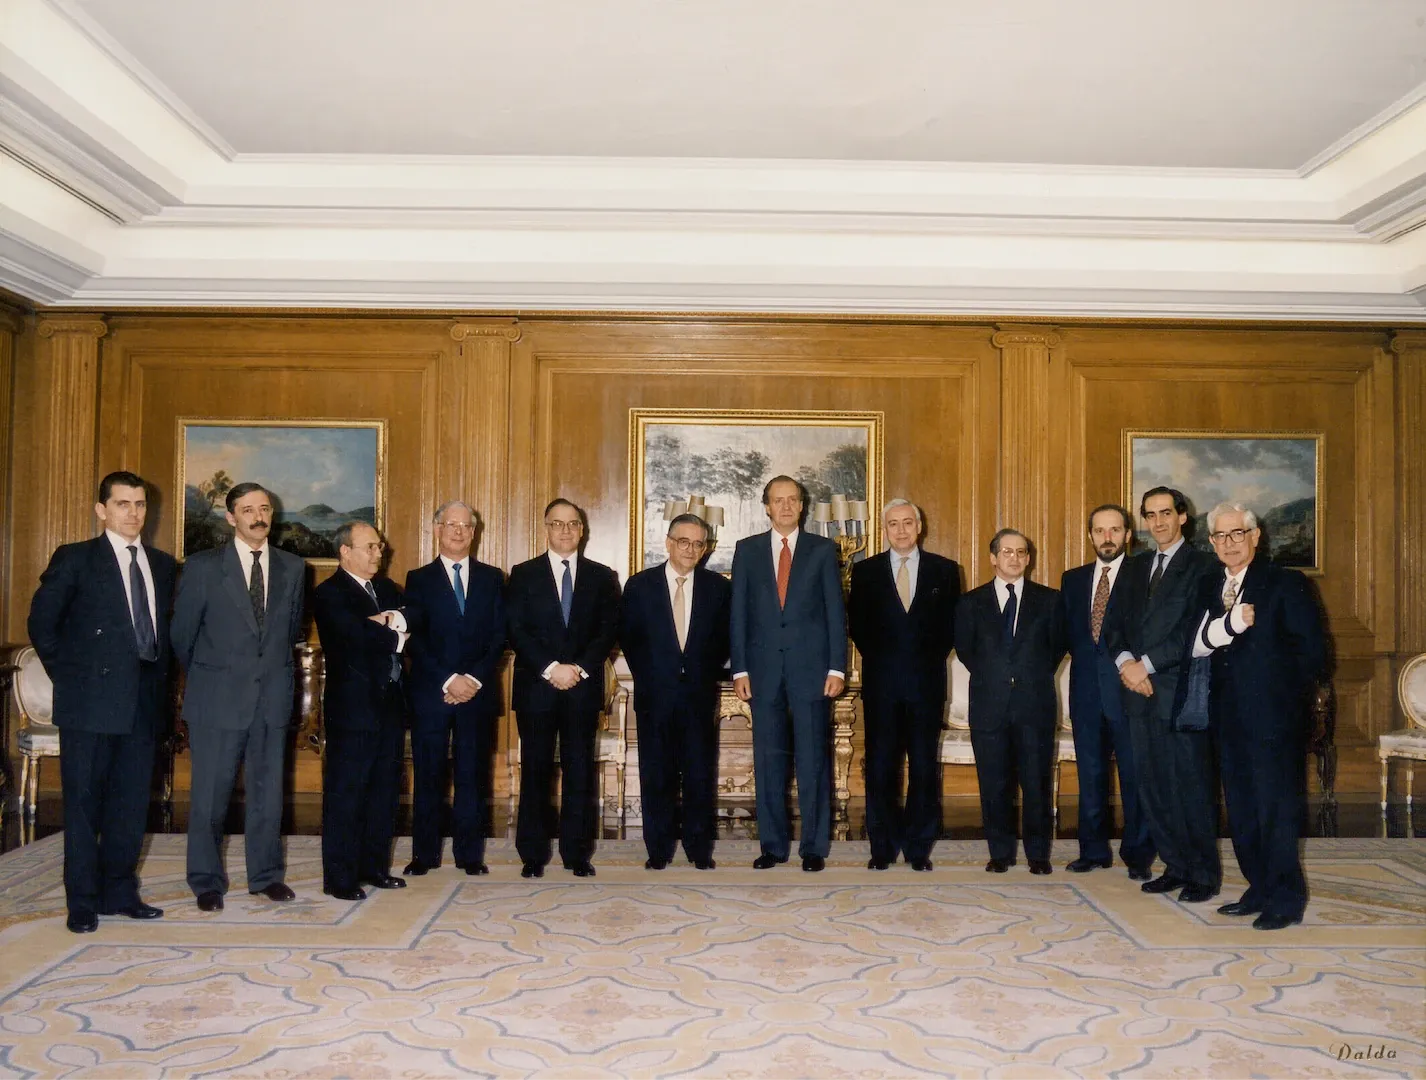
xmin=620 ymin=513 xmax=731 ymax=870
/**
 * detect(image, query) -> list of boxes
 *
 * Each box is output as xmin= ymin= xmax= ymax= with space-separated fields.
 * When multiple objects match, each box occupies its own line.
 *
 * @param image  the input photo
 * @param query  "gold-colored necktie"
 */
xmin=895 ymin=557 xmax=911 ymax=611
xmin=1223 ymin=576 xmax=1239 ymax=609
xmin=674 ymin=575 xmax=688 ymax=649
xmin=1090 ymin=565 xmax=1112 ymax=642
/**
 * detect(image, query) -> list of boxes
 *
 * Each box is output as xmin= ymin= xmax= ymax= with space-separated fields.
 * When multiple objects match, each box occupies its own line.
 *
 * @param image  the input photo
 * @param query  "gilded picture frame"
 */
xmin=630 ymin=409 xmax=884 ymax=575
xmin=1124 ymin=429 xmax=1323 ymax=573
xmin=176 ymin=418 xmax=387 ymax=565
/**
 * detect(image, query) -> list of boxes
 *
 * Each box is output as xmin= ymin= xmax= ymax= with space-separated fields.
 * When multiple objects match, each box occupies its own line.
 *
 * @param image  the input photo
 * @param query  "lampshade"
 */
xmin=705 ymin=506 xmax=725 ymax=527
xmin=812 ymin=502 xmax=834 ymax=523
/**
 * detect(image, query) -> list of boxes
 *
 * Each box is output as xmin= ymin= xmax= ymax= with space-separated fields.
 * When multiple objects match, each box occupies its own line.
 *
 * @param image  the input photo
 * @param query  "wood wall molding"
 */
xmin=33 ymin=314 xmax=106 ymax=554
xmin=993 ymin=324 xmax=1059 ymax=557
xmin=1390 ymin=330 xmax=1426 ymax=655
xmin=450 ymin=319 xmax=520 ymax=569
xmin=0 ymin=313 xmax=20 ymax=637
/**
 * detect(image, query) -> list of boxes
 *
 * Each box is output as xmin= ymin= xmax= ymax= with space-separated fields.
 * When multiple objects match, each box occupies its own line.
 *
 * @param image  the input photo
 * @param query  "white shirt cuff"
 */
xmin=732 ymin=671 xmax=748 ymax=681
xmin=542 ymin=662 xmax=559 ymax=681
xmin=1141 ymin=656 xmax=1156 ymax=676
xmin=1115 ymin=651 xmax=1135 ymax=670
xmin=441 ymin=673 xmax=481 ymax=694
xmin=828 ymin=670 xmax=845 ymax=680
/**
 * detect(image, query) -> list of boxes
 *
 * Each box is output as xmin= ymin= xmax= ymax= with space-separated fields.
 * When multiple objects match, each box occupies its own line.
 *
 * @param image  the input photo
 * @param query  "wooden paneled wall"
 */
xmin=3 ymin=310 xmax=1422 ymax=801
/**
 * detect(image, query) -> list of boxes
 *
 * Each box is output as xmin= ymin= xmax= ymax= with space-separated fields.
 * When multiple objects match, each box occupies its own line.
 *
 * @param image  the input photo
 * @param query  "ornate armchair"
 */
xmin=938 ymin=652 xmax=975 ymax=776
xmin=1050 ymin=656 xmax=1073 ymax=821
xmin=3 ymin=645 xmax=59 ymax=845
xmin=1379 ymin=653 xmax=1426 ymax=813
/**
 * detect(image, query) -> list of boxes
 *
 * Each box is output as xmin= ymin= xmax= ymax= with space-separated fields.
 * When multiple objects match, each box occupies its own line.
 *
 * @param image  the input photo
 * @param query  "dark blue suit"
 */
xmin=404 ymin=556 xmax=506 ymax=869
xmin=27 ymin=535 xmax=175 ymax=918
xmin=848 ymin=549 xmax=959 ymax=864
xmin=620 ymin=563 xmax=731 ymax=864
xmin=1059 ymin=558 xmax=1153 ymax=870
xmin=312 ymin=570 xmax=406 ymax=892
xmin=1186 ymin=557 xmax=1325 ymax=919
xmin=730 ymin=529 xmax=847 ymax=860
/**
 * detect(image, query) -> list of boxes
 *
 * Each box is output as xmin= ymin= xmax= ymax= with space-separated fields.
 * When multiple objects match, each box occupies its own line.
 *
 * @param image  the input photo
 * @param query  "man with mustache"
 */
xmin=172 ymin=482 xmax=307 ymax=911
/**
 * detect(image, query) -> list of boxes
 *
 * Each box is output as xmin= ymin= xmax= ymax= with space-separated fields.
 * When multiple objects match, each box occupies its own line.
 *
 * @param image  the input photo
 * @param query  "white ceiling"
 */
xmin=68 ymin=0 xmax=1426 ymax=168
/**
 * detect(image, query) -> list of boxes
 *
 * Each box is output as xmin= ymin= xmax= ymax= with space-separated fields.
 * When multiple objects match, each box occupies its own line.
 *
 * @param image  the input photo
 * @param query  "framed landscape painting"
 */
xmin=1125 ymin=430 xmax=1322 ymax=572
xmin=177 ymin=419 xmax=386 ymax=563
xmin=629 ymin=409 xmax=883 ymax=574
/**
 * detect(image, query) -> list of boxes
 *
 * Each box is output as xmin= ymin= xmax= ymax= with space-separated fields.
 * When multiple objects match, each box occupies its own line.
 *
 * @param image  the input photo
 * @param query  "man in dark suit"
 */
xmin=1057 ymin=504 xmax=1154 ymax=879
xmin=848 ymin=498 xmax=959 ymax=872
xmin=730 ymin=475 xmax=847 ymax=873
xmin=311 ymin=521 xmax=409 ymax=901
xmin=1102 ymin=485 xmax=1220 ymax=904
xmin=1188 ymin=503 xmax=1325 ymax=930
xmin=953 ymin=528 xmax=1065 ymax=875
xmin=402 ymin=499 xmax=505 ymax=877
xmin=620 ymin=512 xmax=731 ymax=870
xmin=171 ymin=482 xmax=306 ymax=912
xmin=28 ymin=470 xmax=175 ymax=933
xmin=506 ymin=498 xmax=621 ymax=878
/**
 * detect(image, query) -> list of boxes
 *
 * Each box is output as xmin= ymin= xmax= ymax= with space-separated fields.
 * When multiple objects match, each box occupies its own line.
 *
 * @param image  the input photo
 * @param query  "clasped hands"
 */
xmin=733 ymin=674 xmax=845 ymax=702
xmin=443 ymin=674 xmax=480 ymax=705
xmin=1119 ymin=659 xmax=1154 ymax=698
xmin=546 ymin=663 xmax=584 ymax=691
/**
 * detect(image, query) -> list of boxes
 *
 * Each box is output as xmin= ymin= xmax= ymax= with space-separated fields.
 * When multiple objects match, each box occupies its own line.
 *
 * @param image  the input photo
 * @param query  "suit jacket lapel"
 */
xmin=96 ymin=539 xmax=136 ymax=647
xmin=222 ymin=544 xmax=262 ymax=638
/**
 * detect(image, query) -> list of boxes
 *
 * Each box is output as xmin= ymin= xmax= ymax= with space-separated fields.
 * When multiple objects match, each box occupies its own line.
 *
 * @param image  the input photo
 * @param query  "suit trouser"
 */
xmin=321 ymin=702 xmax=403 ymax=891
xmin=751 ymin=685 xmax=832 ymax=860
xmin=1127 ymin=701 xmax=1221 ymax=889
xmin=863 ymin=697 xmax=943 ymax=863
xmin=1070 ymin=706 xmax=1155 ymax=869
xmin=515 ymin=697 xmax=599 ymax=867
xmin=1219 ymin=721 xmax=1307 ymax=918
xmin=410 ymin=708 xmax=493 ymax=868
xmin=186 ymin=714 xmax=288 ymax=895
xmin=58 ymin=725 xmax=155 ymax=916
xmin=970 ymin=716 xmax=1055 ymax=863
xmin=636 ymin=694 xmax=719 ymax=864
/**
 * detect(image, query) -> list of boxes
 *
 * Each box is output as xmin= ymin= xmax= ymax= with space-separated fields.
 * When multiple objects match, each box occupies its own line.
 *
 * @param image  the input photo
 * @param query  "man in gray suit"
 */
xmin=171 ymin=482 xmax=306 ymax=911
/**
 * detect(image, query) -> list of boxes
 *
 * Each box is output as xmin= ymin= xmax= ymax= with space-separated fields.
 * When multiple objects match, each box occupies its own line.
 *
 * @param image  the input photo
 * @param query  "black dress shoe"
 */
xmin=753 ymin=854 xmax=786 ymax=870
xmin=196 ymin=890 xmax=224 ymax=912
xmin=571 ymin=862 xmax=596 ymax=878
xmin=802 ymin=855 xmax=825 ymax=872
xmin=867 ymin=858 xmax=890 ymax=870
xmin=360 ymin=874 xmax=406 ymax=890
xmin=910 ymin=859 xmax=933 ymax=873
xmin=1066 ymin=856 xmax=1113 ymax=873
xmin=985 ymin=858 xmax=1013 ymax=873
xmin=102 ymin=902 xmax=163 ymax=920
xmin=256 ymin=883 xmax=296 ymax=902
xmin=1253 ymin=912 xmax=1303 ymax=931
xmin=323 ymin=886 xmax=367 ymax=901
xmin=645 ymin=858 xmax=668 ymax=870
xmin=66 ymin=911 xmax=98 ymax=934
xmin=464 ymin=864 xmax=489 ymax=876
xmin=1178 ymin=883 xmax=1219 ymax=904
xmin=693 ymin=858 xmax=716 ymax=870
xmin=1217 ymin=900 xmax=1262 ymax=917
xmin=1028 ymin=859 xmax=1053 ymax=875
xmin=403 ymin=859 xmax=438 ymax=876
xmin=521 ymin=863 xmax=544 ymax=879
xmin=1141 ymin=873 xmax=1187 ymax=894
xmin=1127 ymin=864 xmax=1154 ymax=881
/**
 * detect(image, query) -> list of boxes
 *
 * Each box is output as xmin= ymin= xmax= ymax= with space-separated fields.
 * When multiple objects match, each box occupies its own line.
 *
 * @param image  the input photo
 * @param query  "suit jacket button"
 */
xmin=1009 ymin=677 xmax=1016 ymax=686
xmin=95 ymin=628 xmax=103 ymax=635
xmin=100 ymin=666 xmax=110 ymax=675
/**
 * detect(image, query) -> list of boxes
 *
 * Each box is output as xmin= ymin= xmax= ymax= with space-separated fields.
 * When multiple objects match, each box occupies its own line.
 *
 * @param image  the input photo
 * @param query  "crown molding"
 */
xmin=0 ymin=226 xmax=92 ymax=304
xmin=1298 ymin=81 xmax=1426 ymax=177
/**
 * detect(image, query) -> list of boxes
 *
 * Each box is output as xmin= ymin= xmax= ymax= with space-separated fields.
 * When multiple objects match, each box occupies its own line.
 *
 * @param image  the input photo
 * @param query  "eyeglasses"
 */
xmin=545 ymin=519 xmax=582 ymax=532
xmin=359 ymin=541 xmax=387 ymax=553
xmin=998 ymin=548 xmax=1029 ymax=558
xmin=1209 ymin=529 xmax=1252 ymax=545
xmin=437 ymin=521 xmax=473 ymax=531
xmin=670 ymin=538 xmax=708 ymax=552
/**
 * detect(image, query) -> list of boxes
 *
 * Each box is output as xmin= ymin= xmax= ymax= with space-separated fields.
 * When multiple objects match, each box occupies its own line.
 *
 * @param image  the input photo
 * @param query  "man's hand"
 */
xmin=733 ymin=675 xmax=752 ymax=702
xmin=1129 ymin=677 xmax=1154 ymax=698
xmin=1120 ymin=659 xmax=1149 ymax=690
xmin=548 ymin=663 xmax=582 ymax=691
xmin=824 ymin=674 xmax=845 ymax=698
xmin=1239 ymin=603 xmax=1255 ymax=627
xmin=443 ymin=675 xmax=479 ymax=705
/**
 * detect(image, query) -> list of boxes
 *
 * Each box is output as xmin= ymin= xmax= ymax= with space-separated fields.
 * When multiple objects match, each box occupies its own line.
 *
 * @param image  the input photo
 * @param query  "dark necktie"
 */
xmin=127 ymin=545 xmax=158 ymax=662
xmin=1002 ymin=582 xmax=1017 ymax=648
xmin=1148 ymin=552 xmax=1165 ymax=596
xmin=560 ymin=559 xmax=574 ymax=626
xmin=1090 ymin=565 xmax=1112 ymax=643
xmin=362 ymin=578 xmax=379 ymax=608
xmin=452 ymin=561 xmax=466 ymax=615
xmin=363 ymin=578 xmax=402 ymax=681
xmin=249 ymin=549 xmax=265 ymax=634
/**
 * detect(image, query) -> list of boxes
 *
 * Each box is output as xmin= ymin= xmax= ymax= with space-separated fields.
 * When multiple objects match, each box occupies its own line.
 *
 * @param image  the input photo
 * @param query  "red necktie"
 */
xmin=776 ymin=537 xmax=791 ymax=608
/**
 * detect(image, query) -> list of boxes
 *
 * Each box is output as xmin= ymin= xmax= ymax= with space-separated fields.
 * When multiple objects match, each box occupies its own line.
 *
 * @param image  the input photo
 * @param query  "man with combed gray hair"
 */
xmin=849 ymin=498 xmax=960 ymax=871
xmin=402 ymin=500 xmax=506 ymax=877
xmin=1182 ymin=501 xmax=1325 ymax=931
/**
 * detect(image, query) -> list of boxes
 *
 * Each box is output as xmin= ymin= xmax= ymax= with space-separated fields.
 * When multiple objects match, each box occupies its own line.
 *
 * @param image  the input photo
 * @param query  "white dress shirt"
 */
xmin=104 ymin=529 xmax=156 ymax=632
xmin=344 ymin=568 xmax=408 ymax=651
xmin=891 ymin=546 xmax=921 ymax=604
xmin=439 ymin=554 xmax=480 ymax=693
xmin=1192 ymin=565 xmax=1252 ymax=657
xmin=665 ymin=560 xmax=694 ymax=628
xmin=235 ymin=537 xmax=269 ymax=608
xmin=993 ymin=575 xmax=1024 ymax=637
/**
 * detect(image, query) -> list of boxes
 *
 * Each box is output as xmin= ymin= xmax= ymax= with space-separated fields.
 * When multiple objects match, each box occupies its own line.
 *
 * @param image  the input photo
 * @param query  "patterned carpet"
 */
xmin=0 ymin=835 xmax=1422 ymax=1078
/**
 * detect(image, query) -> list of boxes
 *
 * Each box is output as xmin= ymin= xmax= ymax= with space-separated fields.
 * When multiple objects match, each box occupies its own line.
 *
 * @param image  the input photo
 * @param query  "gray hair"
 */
xmin=881 ymin=498 xmax=923 ymax=530
xmin=333 ymin=521 xmax=365 ymax=552
xmin=433 ymin=500 xmax=476 ymax=524
xmin=666 ymin=512 xmax=711 ymax=538
xmin=1206 ymin=502 xmax=1258 ymax=533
